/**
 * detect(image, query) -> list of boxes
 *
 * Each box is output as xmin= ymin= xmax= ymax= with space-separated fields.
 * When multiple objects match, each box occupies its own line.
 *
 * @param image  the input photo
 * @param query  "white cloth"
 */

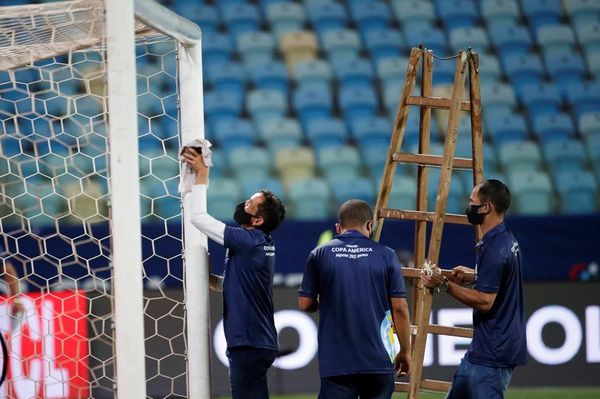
xmin=190 ymin=184 xmax=226 ymax=246
xmin=178 ymin=139 xmax=213 ymax=195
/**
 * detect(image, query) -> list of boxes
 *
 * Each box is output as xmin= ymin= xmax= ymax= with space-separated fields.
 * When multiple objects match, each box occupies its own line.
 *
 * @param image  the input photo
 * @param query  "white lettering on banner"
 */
xmin=41 ymin=301 xmax=69 ymax=398
xmin=273 ymin=311 xmax=318 ymax=370
xmin=527 ymin=305 xmax=582 ymax=365
xmin=585 ymin=306 xmax=600 ymax=363
xmin=213 ymin=310 xmax=318 ymax=370
xmin=437 ymin=308 xmax=472 ymax=366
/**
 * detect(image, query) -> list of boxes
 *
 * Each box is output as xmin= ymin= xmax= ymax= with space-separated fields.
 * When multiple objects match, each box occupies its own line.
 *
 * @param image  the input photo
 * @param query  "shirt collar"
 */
xmin=336 ymin=230 xmax=368 ymax=239
xmin=476 ymin=222 xmax=506 ymax=248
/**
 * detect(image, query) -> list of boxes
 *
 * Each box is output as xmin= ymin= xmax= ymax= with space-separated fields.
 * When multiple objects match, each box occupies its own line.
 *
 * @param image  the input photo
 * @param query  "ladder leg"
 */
xmin=468 ymin=54 xmax=485 ymax=242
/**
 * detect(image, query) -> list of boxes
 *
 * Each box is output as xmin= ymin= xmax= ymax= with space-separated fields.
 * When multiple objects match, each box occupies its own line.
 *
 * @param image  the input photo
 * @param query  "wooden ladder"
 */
xmin=372 ymin=47 xmax=484 ymax=399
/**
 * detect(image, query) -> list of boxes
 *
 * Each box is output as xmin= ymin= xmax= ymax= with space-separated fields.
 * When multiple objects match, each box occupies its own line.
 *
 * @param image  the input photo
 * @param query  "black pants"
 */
xmin=226 ymin=346 xmax=278 ymax=399
xmin=318 ymin=373 xmax=395 ymax=399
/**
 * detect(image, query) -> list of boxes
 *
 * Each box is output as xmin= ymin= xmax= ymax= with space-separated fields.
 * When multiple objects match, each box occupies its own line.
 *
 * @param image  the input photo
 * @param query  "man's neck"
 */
xmin=480 ymin=215 xmax=504 ymax=237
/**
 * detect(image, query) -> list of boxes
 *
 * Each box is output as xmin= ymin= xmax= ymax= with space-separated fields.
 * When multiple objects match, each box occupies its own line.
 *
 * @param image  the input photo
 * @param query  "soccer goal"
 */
xmin=0 ymin=0 xmax=208 ymax=398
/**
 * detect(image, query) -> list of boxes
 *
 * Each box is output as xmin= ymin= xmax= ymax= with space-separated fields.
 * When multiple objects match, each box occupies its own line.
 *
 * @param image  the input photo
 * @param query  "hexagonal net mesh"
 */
xmin=0 ymin=2 xmax=189 ymax=398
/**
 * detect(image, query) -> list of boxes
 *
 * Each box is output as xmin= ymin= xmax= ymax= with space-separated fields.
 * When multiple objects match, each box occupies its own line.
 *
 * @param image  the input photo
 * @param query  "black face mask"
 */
xmin=233 ymin=202 xmax=257 ymax=226
xmin=465 ymin=203 xmax=486 ymax=225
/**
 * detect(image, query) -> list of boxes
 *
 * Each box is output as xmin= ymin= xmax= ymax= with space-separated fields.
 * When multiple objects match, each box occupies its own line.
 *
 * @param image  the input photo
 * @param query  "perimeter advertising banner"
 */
xmin=0 ymin=290 xmax=88 ymax=399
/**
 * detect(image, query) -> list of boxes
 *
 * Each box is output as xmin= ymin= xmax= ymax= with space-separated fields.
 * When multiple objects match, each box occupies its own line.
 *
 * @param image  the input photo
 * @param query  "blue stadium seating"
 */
xmin=241 ymin=177 xmax=286 ymax=202
xmin=566 ymin=82 xmax=600 ymax=121
xmin=338 ymin=85 xmax=379 ymax=126
xmin=306 ymin=2 xmax=349 ymax=39
xmin=544 ymin=51 xmax=586 ymax=95
xmin=248 ymin=61 xmax=289 ymax=94
xmin=318 ymin=145 xmax=362 ymax=181
xmin=391 ymin=0 xmax=436 ymax=31
xmin=477 ymin=53 xmax=502 ymax=83
xmin=221 ymin=3 xmax=261 ymax=40
xmin=293 ymin=86 xmax=333 ymax=128
xmin=502 ymin=53 xmax=544 ymax=97
xmin=579 ymin=112 xmax=600 ymax=140
xmin=207 ymin=178 xmax=242 ymax=221
xmin=228 ymin=146 xmax=272 ymax=180
xmin=449 ymin=27 xmax=490 ymax=53
xmin=174 ymin=4 xmax=218 ymax=33
xmin=543 ymin=139 xmax=587 ymax=172
xmin=364 ymin=29 xmax=407 ymax=65
xmin=498 ymin=140 xmax=543 ymax=175
xmin=481 ymin=83 xmax=517 ymax=117
xmin=237 ymin=31 xmax=276 ymax=66
xmin=306 ymin=117 xmax=348 ymax=149
xmin=202 ymin=32 xmax=233 ymax=69
xmin=213 ymin=118 xmax=256 ymax=153
xmin=435 ymin=0 xmax=478 ymax=30
xmin=333 ymin=58 xmax=374 ymax=88
xmin=566 ymin=0 xmax=600 ymax=26
xmin=521 ymin=0 xmax=563 ymax=32
xmin=489 ymin=24 xmax=533 ymax=58
xmin=260 ymin=118 xmax=303 ymax=152
xmin=555 ymin=170 xmax=598 ymax=214
xmin=537 ymin=24 xmax=577 ymax=55
xmin=204 ymin=91 xmax=243 ymax=130
xmin=293 ymin=59 xmax=333 ymax=90
xmin=509 ymin=170 xmax=554 ymax=214
xmin=206 ymin=62 xmax=246 ymax=101
xmin=388 ymin=175 xmax=417 ymax=210
xmin=349 ymin=1 xmax=392 ymax=40
xmin=350 ymin=116 xmax=391 ymax=147
xmin=330 ymin=176 xmax=376 ymax=208
xmin=266 ymin=2 xmax=306 ymax=39
xmin=480 ymin=0 xmax=521 ymax=30
xmin=322 ymin=29 xmax=362 ymax=60
xmin=533 ymin=113 xmax=575 ymax=144
xmin=246 ymin=89 xmax=288 ymax=126
xmin=404 ymin=26 xmax=447 ymax=55
xmin=519 ymin=82 xmax=562 ymax=121
xmin=575 ymin=22 xmax=600 ymax=54
xmin=288 ymin=178 xmax=331 ymax=220
xmin=376 ymin=57 xmax=408 ymax=88
xmin=485 ymin=114 xmax=528 ymax=145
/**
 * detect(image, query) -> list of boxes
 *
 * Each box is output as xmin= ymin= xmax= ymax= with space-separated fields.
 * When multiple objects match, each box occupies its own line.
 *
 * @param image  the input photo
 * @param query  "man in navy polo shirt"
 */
xmin=298 ymin=199 xmax=411 ymax=399
xmin=422 ymin=179 xmax=527 ymax=399
xmin=183 ymin=148 xmax=286 ymax=399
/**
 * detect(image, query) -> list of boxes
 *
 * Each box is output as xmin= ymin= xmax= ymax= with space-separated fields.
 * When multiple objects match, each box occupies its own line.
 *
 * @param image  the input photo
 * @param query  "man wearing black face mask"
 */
xmin=183 ymin=148 xmax=286 ymax=399
xmin=298 ymin=199 xmax=411 ymax=399
xmin=421 ymin=179 xmax=527 ymax=399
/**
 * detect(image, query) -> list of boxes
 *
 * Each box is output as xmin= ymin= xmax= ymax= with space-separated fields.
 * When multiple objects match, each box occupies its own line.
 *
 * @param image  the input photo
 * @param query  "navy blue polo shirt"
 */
xmin=298 ymin=231 xmax=407 ymax=378
xmin=466 ymin=222 xmax=528 ymax=368
xmin=222 ymin=226 xmax=278 ymax=351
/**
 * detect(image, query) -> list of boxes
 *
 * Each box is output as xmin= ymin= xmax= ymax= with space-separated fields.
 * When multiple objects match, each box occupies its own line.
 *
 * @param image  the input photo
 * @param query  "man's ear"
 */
xmin=251 ymin=216 xmax=264 ymax=228
xmin=335 ymin=223 xmax=342 ymax=235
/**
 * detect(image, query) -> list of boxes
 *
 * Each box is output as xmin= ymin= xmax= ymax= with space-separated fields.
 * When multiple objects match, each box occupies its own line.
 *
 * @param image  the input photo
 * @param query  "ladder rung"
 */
xmin=401 ymin=267 xmax=475 ymax=279
xmin=394 ymin=379 xmax=452 ymax=392
xmin=379 ymin=209 xmax=469 ymax=225
xmin=393 ymin=152 xmax=473 ymax=169
xmin=406 ymin=95 xmax=471 ymax=111
xmin=410 ymin=324 xmax=473 ymax=338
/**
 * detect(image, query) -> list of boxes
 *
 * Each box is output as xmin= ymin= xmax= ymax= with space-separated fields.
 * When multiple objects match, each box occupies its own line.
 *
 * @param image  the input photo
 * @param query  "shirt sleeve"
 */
xmin=474 ymin=247 xmax=506 ymax=293
xmin=223 ymin=225 xmax=259 ymax=255
xmin=298 ymin=250 xmax=319 ymax=299
xmin=190 ymin=185 xmax=226 ymax=246
xmin=387 ymin=249 xmax=406 ymax=298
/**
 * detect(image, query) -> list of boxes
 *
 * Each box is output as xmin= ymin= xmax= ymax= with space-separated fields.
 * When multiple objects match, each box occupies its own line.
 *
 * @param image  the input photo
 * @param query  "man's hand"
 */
xmin=450 ymin=265 xmax=475 ymax=285
xmin=420 ymin=267 xmax=444 ymax=289
xmin=395 ymin=351 xmax=411 ymax=378
xmin=12 ymin=298 xmax=24 ymax=316
xmin=182 ymin=148 xmax=209 ymax=184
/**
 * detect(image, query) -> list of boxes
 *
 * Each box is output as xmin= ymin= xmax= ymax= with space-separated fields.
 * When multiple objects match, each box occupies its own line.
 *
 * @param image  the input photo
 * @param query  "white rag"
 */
xmin=179 ymin=138 xmax=213 ymax=195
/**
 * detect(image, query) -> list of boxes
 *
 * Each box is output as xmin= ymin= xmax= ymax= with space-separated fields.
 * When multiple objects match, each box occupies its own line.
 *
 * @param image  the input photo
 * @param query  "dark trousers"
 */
xmin=227 ymin=346 xmax=278 ymax=399
xmin=318 ymin=373 xmax=395 ymax=399
xmin=446 ymin=357 xmax=514 ymax=399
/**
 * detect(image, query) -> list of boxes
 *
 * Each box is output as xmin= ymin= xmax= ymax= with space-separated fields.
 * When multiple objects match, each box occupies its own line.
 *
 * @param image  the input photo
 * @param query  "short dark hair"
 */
xmin=477 ymin=179 xmax=511 ymax=215
xmin=257 ymin=190 xmax=286 ymax=233
xmin=338 ymin=199 xmax=373 ymax=228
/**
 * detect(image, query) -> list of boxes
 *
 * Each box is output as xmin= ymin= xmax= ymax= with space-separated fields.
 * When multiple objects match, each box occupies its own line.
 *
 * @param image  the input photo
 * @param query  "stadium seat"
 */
xmin=332 ymin=58 xmax=374 ymax=88
xmin=521 ymin=0 xmax=563 ymax=31
xmin=543 ymin=139 xmax=587 ymax=172
xmin=246 ymin=89 xmax=288 ymax=126
xmin=260 ymin=118 xmax=303 ymax=152
xmin=391 ymin=0 xmax=436 ymax=31
xmin=498 ymin=140 xmax=543 ymax=174
xmin=576 ymin=22 xmax=600 ymax=55
xmin=266 ymin=2 xmax=306 ymax=39
xmin=206 ymin=62 xmax=246 ymax=101
xmin=533 ymin=113 xmax=575 ymax=144
xmin=213 ymin=118 xmax=257 ymax=153
xmin=477 ymin=53 xmax=502 ymax=84
xmin=433 ymin=59 xmax=457 ymax=85
xmin=519 ymin=82 xmax=562 ymax=121
xmin=306 ymin=2 xmax=348 ymax=39
xmin=489 ymin=24 xmax=532 ymax=58
xmin=322 ymin=29 xmax=362 ymax=61
xmin=449 ymin=27 xmax=490 ymax=53
xmin=544 ymin=51 xmax=586 ymax=95
xmin=426 ymin=168 xmax=466 ymax=214
xmin=361 ymin=143 xmax=390 ymax=180
xmin=387 ymin=175 xmax=418 ymax=210
xmin=586 ymin=49 xmax=600 ymax=80
xmin=204 ymin=91 xmax=243 ymax=130
xmin=481 ymin=83 xmax=517 ymax=117
xmin=275 ymin=146 xmax=316 ymax=186
xmin=248 ymin=61 xmax=289 ymax=95
xmin=330 ymin=177 xmax=376 ymax=208
xmin=237 ymin=31 xmax=276 ymax=67
xmin=364 ymin=29 xmax=407 ymax=64
xmin=221 ymin=3 xmax=261 ymax=40
xmin=587 ymin=137 xmax=600 ymax=176
xmin=279 ymin=31 xmax=319 ymax=68
xmin=480 ymin=0 xmax=521 ymax=30
xmin=436 ymin=0 xmax=478 ymax=30
xmin=207 ymin=178 xmax=243 ymax=221
xmin=318 ymin=145 xmax=362 ymax=181
xmin=509 ymin=170 xmax=554 ymax=214
xmin=566 ymin=81 xmax=600 ymax=121
xmin=339 ymin=86 xmax=379 ymax=126
xmin=293 ymin=86 xmax=333 ymax=128
xmin=485 ymin=114 xmax=528 ymax=145
xmin=566 ymin=0 xmax=600 ymax=26
xmin=555 ymin=170 xmax=598 ymax=214
xmin=350 ymin=116 xmax=391 ymax=147
xmin=293 ymin=59 xmax=333 ymax=90
xmin=376 ymin=57 xmax=409 ymax=88
xmin=349 ymin=1 xmax=392 ymax=39
xmin=537 ymin=24 xmax=577 ymax=55
xmin=228 ymin=146 xmax=272 ymax=181
xmin=404 ymin=27 xmax=447 ymax=55
xmin=306 ymin=117 xmax=348 ymax=149
xmin=579 ymin=112 xmax=600 ymax=140
xmin=288 ymin=178 xmax=331 ymax=220
xmin=502 ymin=53 xmax=544 ymax=97
xmin=241 ymin=177 xmax=286 ymax=202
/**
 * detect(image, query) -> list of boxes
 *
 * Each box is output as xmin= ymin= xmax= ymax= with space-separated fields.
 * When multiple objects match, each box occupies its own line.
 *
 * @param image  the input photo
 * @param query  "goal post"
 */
xmin=0 ymin=0 xmax=208 ymax=398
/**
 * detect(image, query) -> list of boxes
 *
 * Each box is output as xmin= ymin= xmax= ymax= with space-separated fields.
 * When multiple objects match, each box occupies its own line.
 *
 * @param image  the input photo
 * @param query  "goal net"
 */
xmin=0 ymin=0 xmax=207 ymax=398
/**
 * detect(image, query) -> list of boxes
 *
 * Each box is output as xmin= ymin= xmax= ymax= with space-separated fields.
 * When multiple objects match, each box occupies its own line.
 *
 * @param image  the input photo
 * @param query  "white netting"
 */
xmin=0 ymin=1 xmax=189 ymax=398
